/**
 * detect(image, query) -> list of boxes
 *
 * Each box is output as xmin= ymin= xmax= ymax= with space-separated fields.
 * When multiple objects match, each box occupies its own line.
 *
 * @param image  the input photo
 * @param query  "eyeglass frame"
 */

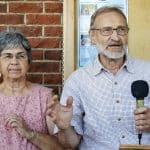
xmin=90 ymin=26 xmax=129 ymax=36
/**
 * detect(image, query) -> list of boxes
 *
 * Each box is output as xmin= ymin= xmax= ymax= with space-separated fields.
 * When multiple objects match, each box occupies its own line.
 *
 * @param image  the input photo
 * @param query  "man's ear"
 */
xmin=89 ymin=30 xmax=96 ymax=45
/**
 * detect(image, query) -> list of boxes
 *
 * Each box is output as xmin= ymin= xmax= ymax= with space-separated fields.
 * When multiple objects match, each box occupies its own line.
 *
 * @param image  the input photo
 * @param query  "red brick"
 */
xmin=8 ymin=26 xmax=42 ymax=37
xmin=32 ymin=50 xmax=43 ymax=60
xmin=0 ymin=15 xmax=24 ymax=24
xmin=0 ymin=3 xmax=7 ymax=13
xmin=44 ymin=26 xmax=62 ymax=37
xmin=44 ymin=74 xmax=62 ymax=84
xmin=27 ymin=74 xmax=43 ymax=84
xmin=29 ymin=38 xmax=62 ymax=48
xmin=45 ymin=3 xmax=63 ymax=13
xmin=29 ymin=62 xmax=60 ymax=73
xmin=9 ymin=3 xmax=43 ymax=13
xmin=26 ymin=14 xmax=61 ymax=25
xmin=44 ymin=50 xmax=62 ymax=60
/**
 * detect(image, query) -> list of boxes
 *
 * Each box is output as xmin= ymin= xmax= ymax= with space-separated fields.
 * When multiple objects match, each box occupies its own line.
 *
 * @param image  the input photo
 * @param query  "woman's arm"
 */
xmin=28 ymin=131 xmax=64 ymax=150
xmin=5 ymin=113 xmax=65 ymax=150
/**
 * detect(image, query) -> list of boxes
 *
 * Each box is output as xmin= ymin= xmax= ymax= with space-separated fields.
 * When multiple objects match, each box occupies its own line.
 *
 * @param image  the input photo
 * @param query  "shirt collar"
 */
xmin=92 ymin=55 xmax=135 ymax=76
xmin=92 ymin=56 xmax=103 ymax=76
xmin=124 ymin=56 xmax=135 ymax=74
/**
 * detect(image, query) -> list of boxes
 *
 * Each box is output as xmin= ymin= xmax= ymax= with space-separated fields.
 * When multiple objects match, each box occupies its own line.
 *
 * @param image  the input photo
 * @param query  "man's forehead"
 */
xmin=94 ymin=12 xmax=127 ymax=26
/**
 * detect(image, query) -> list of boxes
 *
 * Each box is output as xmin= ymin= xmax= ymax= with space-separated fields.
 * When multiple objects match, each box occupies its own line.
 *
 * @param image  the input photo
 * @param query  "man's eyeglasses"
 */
xmin=0 ymin=52 xmax=28 ymax=61
xmin=91 ymin=26 xmax=129 ymax=36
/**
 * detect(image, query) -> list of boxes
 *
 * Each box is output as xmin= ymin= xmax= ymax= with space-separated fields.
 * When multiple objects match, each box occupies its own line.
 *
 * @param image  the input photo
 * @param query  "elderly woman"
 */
xmin=0 ymin=30 xmax=64 ymax=150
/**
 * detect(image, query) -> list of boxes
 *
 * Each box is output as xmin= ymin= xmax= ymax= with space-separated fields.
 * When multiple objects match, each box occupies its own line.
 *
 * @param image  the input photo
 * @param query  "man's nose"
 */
xmin=110 ymin=30 xmax=120 ymax=41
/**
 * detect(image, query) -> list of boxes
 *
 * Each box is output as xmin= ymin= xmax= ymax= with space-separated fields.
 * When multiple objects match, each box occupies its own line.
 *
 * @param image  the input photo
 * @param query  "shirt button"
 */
xmin=114 ymin=82 xmax=118 ymax=85
xmin=122 ymin=135 xmax=125 ymax=138
xmin=118 ymin=118 xmax=121 ymax=121
xmin=116 ymin=100 xmax=120 ymax=103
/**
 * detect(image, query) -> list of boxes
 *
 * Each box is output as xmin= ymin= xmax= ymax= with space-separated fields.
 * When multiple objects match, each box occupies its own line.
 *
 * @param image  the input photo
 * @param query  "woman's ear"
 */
xmin=0 ymin=72 xmax=3 ymax=83
xmin=89 ymin=30 xmax=96 ymax=45
xmin=0 ymin=67 xmax=1 ymax=77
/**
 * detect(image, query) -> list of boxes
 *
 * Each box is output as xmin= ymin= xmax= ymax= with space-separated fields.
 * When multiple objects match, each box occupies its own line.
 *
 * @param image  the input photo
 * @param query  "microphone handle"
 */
xmin=136 ymin=99 xmax=144 ymax=145
xmin=136 ymin=99 xmax=144 ymax=108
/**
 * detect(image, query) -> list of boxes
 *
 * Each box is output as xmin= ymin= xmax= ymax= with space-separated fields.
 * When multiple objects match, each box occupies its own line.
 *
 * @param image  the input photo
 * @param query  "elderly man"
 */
xmin=47 ymin=6 xmax=150 ymax=150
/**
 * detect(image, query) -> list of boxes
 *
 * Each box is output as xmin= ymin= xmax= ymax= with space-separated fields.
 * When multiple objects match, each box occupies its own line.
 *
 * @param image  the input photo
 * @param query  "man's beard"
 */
xmin=96 ymin=43 xmax=127 ymax=59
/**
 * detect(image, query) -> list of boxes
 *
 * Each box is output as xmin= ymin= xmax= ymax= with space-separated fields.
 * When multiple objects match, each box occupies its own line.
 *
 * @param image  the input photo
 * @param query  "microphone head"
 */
xmin=131 ymin=80 xmax=149 ymax=99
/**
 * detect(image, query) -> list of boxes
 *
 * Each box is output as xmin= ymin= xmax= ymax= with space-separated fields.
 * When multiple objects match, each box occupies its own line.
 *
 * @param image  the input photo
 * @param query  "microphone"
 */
xmin=131 ymin=80 xmax=149 ymax=145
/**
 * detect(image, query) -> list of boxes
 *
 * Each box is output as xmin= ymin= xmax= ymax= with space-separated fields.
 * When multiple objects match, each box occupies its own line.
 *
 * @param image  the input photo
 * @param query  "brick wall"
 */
xmin=0 ymin=0 xmax=63 ymax=95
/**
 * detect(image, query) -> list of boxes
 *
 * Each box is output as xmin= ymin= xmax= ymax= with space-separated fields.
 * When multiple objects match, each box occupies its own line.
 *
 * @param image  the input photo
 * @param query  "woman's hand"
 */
xmin=5 ymin=113 xmax=34 ymax=140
